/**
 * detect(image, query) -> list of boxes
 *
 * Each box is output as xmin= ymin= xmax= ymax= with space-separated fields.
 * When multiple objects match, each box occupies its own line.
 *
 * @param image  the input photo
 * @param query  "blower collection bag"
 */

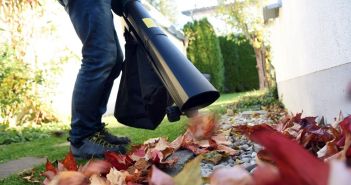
xmin=114 ymin=30 xmax=172 ymax=130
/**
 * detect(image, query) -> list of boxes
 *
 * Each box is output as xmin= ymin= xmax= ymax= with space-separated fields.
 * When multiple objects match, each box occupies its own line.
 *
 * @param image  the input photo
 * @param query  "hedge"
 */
xmin=218 ymin=35 xmax=259 ymax=92
xmin=183 ymin=19 xmax=225 ymax=91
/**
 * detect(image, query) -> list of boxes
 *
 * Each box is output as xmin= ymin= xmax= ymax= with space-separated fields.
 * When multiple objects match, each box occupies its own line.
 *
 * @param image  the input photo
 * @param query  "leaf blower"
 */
xmin=113 ymin=0 xmax=220 ymax=130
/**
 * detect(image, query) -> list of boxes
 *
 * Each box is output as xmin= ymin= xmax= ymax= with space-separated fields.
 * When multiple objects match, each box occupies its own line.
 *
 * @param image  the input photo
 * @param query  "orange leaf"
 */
xmin=62 ymin=151 xmax=78 ymax=171
xmin=45 ymin=159 xmax=57 ymax=174
xmin=188 ymin=113 xmax=218 ymax=140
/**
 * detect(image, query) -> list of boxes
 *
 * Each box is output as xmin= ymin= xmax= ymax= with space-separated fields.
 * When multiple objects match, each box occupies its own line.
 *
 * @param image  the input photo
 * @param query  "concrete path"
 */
xmin=0 ymin=157 xmax=46 ymax=180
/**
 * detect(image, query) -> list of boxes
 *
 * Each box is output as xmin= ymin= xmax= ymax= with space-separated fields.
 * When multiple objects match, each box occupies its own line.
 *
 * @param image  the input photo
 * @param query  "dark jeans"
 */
xmin=62 ymin=0 xmax=123 ymax=146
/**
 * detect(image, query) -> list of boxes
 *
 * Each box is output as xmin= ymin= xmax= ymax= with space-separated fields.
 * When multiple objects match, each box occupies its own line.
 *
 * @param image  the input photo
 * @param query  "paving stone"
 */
xmin=0 ymin=157 xmax=46 ymax=180
xmin=161 ymin=149 xmax=195 ymax=176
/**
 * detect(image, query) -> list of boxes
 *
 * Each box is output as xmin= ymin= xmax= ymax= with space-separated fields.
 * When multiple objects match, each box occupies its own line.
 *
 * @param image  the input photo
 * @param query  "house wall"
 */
xmin=269 ymin=0 xmax=351 ymax=121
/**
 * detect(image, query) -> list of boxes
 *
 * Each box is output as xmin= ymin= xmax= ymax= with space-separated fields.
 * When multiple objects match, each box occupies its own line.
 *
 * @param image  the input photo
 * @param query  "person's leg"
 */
xmin=66 ymin=0 xmax=123 ymax=147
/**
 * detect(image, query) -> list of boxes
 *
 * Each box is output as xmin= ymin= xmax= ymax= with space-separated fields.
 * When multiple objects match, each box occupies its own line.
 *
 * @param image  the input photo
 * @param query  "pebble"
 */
xmin=200 ymin=109 xmax=276 ymax=177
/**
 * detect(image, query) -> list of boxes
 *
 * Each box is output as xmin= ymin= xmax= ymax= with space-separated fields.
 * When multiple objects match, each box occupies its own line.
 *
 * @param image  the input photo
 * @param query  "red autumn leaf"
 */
xmin=105 ymin=151 xmax=133 ymax=171
xmin=129 ymin=145 xmax=147 ymax=161
xmin=318 ymin=141 xmax=340 ymax=160
xmin=257 ymin=149 xmax=274 ymax=164
xmin=248 ymin=125 xmax=329 ymax=185
xmin=61 ymin=151 xmax=78 ymax=171
xmin=336 ymin=115 xmax=351 ymax=159
xmin=45 ymin=159 xmax=57 ymax=174
xmin=252 ymin=164 xmax=284 ymax=185
xmin=149 ymin=166 xmax=175 ymax=185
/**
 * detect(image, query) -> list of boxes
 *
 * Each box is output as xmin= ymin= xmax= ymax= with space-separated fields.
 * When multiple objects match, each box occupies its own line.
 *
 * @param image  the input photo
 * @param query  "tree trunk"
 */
xmin=254 ymin=47 xmax=267 ymax=89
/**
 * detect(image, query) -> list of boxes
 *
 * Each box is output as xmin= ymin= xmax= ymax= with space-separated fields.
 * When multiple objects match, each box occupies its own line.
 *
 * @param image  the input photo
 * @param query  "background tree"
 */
xmin=217 ymin=0 xmax=273 ymax=89
xmin=219 ymin=35 xmax=259 ymax=92
xmin=0 ymin=0 xmax=69 ymax=126
xmin=183 ymin=19 xmax=225 ymax=91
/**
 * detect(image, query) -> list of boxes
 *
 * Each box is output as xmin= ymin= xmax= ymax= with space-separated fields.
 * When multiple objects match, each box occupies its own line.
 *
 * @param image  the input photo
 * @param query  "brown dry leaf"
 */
xmin=203 ymin=151 xmax=225 ymax=164
xmin=80 ymin=160 xmax=111 ymax=177
xmin=48 ymin=171 xmax=89 ymax=185
xmin=211 ymin=134 xmax=231 ymax=146
xmin=22 ymin=169 xmax=40 ymax=183
xmin=188 ymin=113 xmax=218 ymax=140
xmin=154 ymin=138 xmax=171 ymax=151
xmin=194 ymin=139 xmax=211 ymax=148
xmin=210 ymin=166 xmax=254 ymax=185
xmin=169 ymin=135 xmax=183 ymax=151
xmin=149 ymin=166 xmax=175 ymax=185
xmin=106 ymin=168 xmax=127 ymax=185
xmin=216 ymin=145 xmax=237 ymax=155
xmin=174 ymin=156 xmax=203 ymax=185
xmin=90 ymin=174 xmax=108 ymax=185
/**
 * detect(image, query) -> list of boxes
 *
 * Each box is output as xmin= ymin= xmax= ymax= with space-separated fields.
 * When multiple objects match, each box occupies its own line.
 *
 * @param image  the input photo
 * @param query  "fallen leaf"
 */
xmin=149 ymin=166 xmax=175 ymax=185
xmin=174 ymin=156 xmax=203 ymax=185
xmin=105 ymin=152 xmax=133 ymax=171
xmin=106 ymin=168 xmax=127 ymax=185
xmin=46 ymin=160 xmax=57 ymax=174
xmin=203 ymin=151 xmax=225 ymax=164
xmin=188 ymin=113 xmax=218 ymax=140
xmin=90 ymin=174 xmax=108 ymax=185
xmin=47 ymin=171 xmax=89 ymax=185
xmin=169 ymin=135 xmax=183 ymax=151
xmin=80 ymin=160 xmax=111 ymax=177
xmin=211 ymin=134 xmax=231 ymax=146
xmin=216 ymin=145 xmax=237 ymax=155
xmin=210 ymin=166 xmax=254 ymax=185
xmin=248 ymin=125 xmax=329 ymax=185
xmin=129 ymin=145 xmax=147 ymax=161
xmin=61 ymin=151 xmax=78 ymax=171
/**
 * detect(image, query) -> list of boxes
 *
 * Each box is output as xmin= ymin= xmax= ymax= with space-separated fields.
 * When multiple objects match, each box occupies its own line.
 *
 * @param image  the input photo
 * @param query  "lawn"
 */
xmin=0 ymin=92 xmax=244 ymax=184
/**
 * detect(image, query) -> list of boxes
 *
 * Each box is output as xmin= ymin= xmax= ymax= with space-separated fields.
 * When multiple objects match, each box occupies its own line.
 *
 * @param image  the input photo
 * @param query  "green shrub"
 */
xmin=230 ymin=86 xmax=283 ymax=111
xmin=0 ymin=45 xmax=57 ymax=126
xmin=183 ymin=19 xmax=225 ymax=91
xmin=218 ymin=35 xmax=259 ymax=92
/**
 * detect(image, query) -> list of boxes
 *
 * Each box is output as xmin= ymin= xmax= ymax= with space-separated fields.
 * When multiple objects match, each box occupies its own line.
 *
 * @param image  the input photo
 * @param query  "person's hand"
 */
xmin=111 ymin=0 xmax=133 ymax=16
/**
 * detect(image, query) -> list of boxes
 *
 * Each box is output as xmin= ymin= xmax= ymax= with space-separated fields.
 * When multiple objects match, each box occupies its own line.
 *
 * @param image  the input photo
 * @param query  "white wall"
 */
xmin=269 ymin=0 xmax=351 ymax=121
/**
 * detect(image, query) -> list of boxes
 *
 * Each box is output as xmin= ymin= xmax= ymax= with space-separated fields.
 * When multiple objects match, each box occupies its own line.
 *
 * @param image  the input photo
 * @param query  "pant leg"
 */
xmin=66 ymin=0 xmax=123 ymax=146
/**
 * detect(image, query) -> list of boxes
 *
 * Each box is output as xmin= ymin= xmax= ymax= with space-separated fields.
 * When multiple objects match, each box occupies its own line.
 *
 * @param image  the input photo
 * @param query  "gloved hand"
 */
xmin=111 ymin=0 xmax=133 ymax=16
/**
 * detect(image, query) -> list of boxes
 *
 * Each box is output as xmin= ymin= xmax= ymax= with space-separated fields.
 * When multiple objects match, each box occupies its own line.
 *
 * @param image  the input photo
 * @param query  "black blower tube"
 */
xmin=122 ymin=0 xmax=220 ymax=114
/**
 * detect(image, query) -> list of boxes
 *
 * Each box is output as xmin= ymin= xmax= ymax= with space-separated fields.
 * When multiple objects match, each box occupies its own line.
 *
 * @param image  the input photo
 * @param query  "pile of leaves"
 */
xmin=233 ymin=113 xmax=351 ymax=162
xmin=41 ymin=113 xmax=351 ymax=185
xmin=42 ymin=113 xmax=236 ymax=185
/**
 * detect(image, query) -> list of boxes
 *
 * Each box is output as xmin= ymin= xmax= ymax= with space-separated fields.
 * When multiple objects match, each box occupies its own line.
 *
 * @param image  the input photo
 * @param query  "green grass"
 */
xmin=0 ymin=92 xmax=244 ymax=184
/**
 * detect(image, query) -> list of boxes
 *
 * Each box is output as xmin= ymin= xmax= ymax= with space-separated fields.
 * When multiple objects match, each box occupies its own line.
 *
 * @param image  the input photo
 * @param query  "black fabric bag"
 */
xmin=114 ymin=30 xmax=172 ymax=130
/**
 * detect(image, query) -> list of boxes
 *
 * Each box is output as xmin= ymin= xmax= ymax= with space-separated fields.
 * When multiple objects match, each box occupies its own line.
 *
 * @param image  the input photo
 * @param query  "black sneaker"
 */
xmin=70 ymin=133 xmax=127 ymax=159
xmin=98 ymin=124 xmax=131 ymax=145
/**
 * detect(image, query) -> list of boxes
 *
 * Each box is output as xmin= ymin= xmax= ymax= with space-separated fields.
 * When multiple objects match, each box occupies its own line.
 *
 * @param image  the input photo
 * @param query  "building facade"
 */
xmin=267 ymin=0 xmax=351 ymax=121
